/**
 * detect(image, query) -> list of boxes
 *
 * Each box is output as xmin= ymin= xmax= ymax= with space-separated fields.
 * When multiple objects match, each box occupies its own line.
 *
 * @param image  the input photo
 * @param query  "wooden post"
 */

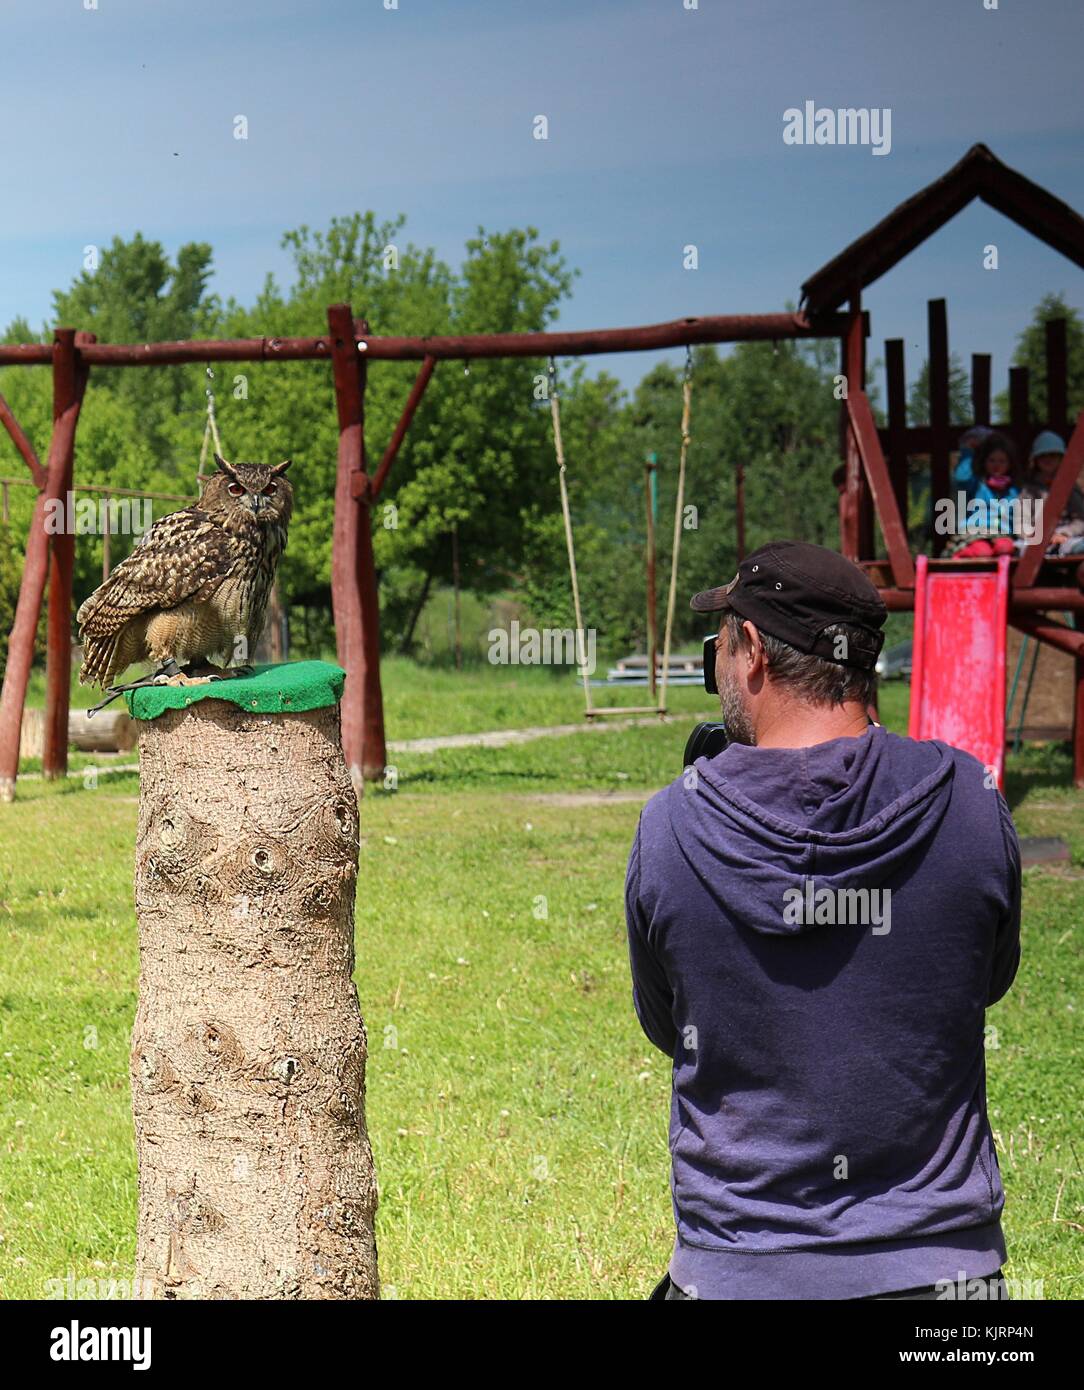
xmin=130 ymin=689 xmax=378 ymax=1298
xmin=1075 ymin=651 xmax=1084 ymax=790
xmin=1045 ymin=318 xmax=1067 ymax=435
xmin=971 ymin=353 xmax=991 ymax=426
xmin=102 ymin=491 xmax=111 ymax=581
xmin=928 ymin=300 xmax=950 ymax=558
xmin=1009 ymin=366 xmax=1031 ymax=463
xmin=328 ymin=304 xmax=386 ymax=788
xmin=43 ymin=330 xmax=93 ymax=780
xmin=840 ymin=293 xmax=869 ymax=561
xmin=885 ymin=338 xmax=908 ymax=530
xmin=0 ymin=329 xmax=88 ymax=801
xmin=644 ymin=454 xmax=658 ymax=700
xmin=0 ymin=388 xmax=45 ymax=487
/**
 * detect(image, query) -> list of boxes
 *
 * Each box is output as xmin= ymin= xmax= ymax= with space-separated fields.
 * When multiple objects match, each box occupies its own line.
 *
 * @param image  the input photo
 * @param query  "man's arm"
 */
xmin=989 ymin=794 xmax=1022 ymax=1006
xmin=625 ymin=818 xmax=678 ymax=1055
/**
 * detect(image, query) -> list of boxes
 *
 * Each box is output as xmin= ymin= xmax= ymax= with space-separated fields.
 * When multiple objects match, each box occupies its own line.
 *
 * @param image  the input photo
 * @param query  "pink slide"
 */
xmin=908 ymin=555 xmax=1010 ymax=789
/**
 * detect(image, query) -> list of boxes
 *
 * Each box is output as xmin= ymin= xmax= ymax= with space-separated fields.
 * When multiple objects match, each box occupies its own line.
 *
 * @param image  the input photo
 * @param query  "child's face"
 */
xmin=984 ymin=449 xmax=1010 ymax=478
xmin=1034 ymin=451 xmax=1061 ymax=481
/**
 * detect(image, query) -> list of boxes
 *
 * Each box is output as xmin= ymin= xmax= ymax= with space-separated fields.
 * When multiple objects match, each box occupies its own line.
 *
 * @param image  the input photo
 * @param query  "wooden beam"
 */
xmin=1045 ymin=317 xmax=1068 ymax=431
xmin=848 ymin=390 xmax=916 ymax=588
xmin=885 ymin=338 xmax=908 ymax=526
xmin=0 ymin=311 xmax=855 ymax=370
xmin=0 ymin=391 xmax=45 ymax=488
xmin=1015 ymin=409 xmax=1084 ymax=590
xmin=42 ymin=330 xmax=93 ymax=780
xmin=880 ymin=586 xmax=1084 ymax=613
xmin=367 ymin=355 xmax=437 ymax=501
xmin=839 ymin=330 xmax=859 ymax=562
xmin=1009 ymin=365 xmax=1031 ymax=461
xmin=1077 ymin=651 xmax=1084 ymax=790
xmin=928 ymin=299 xmax=950 ymax=557
xmin=971 ymin=353 xmax=991 ymax=426
xmin=328 ymin=306 xmax=386 ymax=787
xmin=329 ymin=304 xmax=368 ymax=791
xmin=0 ymin=331 xmax=89 ymax=800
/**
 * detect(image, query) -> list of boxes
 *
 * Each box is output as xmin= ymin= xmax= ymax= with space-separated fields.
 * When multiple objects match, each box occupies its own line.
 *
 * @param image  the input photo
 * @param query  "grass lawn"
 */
xmin=0 ymin=669 xmax=1081 ymax=1299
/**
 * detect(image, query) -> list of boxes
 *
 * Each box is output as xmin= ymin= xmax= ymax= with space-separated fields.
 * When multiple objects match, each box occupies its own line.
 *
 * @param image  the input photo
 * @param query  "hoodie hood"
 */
xmin=675 ymin=725 xmax=955 ymax=936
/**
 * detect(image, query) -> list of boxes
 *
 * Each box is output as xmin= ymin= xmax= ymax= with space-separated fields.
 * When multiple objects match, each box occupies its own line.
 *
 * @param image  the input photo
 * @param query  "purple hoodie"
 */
xmin=625 ymin=725 xmax=1021 ymax=1300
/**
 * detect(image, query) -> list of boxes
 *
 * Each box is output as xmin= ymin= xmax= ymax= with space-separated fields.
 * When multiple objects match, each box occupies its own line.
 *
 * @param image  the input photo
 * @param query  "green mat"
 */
xmin=124 ymin=661 xmax=345 ymax=721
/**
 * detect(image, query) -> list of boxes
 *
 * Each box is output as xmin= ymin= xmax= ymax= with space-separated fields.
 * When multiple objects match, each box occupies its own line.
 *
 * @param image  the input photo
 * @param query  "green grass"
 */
xmin=0 ymin=668 xmax=1081 ymax=1299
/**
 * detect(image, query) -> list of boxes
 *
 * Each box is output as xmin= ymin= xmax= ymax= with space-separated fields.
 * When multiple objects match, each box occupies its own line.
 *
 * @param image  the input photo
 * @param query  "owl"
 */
xmin=77 ymin=455 xmax=293 ymax=690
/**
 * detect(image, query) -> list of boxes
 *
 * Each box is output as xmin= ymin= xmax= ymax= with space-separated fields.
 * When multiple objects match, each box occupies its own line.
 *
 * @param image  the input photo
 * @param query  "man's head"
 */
xmin=691 ymin=541 xmax=886 ymax=746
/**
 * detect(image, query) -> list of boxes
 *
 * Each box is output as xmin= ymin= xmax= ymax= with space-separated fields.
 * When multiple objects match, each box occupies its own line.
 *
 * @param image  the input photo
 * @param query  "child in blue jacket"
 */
xmin=949 ymin=430 xmax=1020 ymax=557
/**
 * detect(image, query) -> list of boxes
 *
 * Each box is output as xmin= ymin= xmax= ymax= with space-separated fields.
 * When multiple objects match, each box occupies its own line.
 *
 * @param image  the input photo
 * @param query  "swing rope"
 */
xmin=658 ymin=346 xmax=693 ymax=714
xmin=197 ymin=364 xmax=225 ymax=486
xmin=548 ymin=358 xmax=594 ymax=715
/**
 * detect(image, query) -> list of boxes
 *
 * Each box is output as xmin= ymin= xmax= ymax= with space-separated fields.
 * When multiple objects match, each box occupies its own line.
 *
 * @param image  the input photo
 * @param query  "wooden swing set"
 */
xmin=0 ymin=307 xmax=849 ymax=800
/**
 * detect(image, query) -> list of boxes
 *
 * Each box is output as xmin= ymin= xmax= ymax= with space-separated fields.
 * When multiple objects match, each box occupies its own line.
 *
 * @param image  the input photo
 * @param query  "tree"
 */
xmin=994 ymin=292 xmax=1084 ymax=424
xmin=907 ymin=353 xmax=972 ymax=426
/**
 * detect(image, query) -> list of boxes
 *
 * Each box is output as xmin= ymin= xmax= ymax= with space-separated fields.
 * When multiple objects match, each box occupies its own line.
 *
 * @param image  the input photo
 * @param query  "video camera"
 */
xmin=683 ymin=633 xmax=729 ymax=767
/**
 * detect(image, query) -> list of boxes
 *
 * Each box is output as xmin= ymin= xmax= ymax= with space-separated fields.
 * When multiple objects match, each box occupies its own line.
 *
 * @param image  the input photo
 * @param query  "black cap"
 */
xmin=690 ymin=541 xmax=886 ymax=671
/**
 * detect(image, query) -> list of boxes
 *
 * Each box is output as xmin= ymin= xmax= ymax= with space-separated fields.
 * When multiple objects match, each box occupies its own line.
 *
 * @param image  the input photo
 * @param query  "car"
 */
xmin=876 ymin=640 xmax=913 ymax=682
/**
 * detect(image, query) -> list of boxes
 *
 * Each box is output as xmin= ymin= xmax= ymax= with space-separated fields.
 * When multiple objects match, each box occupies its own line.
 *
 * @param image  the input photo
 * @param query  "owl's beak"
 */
xmin=247 ymin=493 xmax=266 ymax=515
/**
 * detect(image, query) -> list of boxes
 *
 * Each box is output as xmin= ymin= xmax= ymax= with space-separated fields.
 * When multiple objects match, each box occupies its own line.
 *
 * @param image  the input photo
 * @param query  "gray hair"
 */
xmin=724 ymin=609 xmax=877 ymax=709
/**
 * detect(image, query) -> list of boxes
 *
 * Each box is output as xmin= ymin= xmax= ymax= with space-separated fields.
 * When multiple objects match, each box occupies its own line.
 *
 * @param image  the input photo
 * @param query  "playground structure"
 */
xmin=800 ymin=143 xmax=1084 ymax=787
xmin=0 ymin=143 xmax=1083 ymax=797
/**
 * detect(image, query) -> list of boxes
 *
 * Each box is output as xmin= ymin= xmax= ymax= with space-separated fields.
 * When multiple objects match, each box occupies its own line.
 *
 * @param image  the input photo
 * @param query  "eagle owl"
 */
xmin=77 ymin=455 xmax=293 ymax=689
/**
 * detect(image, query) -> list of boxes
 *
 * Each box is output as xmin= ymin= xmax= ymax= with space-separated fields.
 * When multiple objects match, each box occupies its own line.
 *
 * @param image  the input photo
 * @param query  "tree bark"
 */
xmin=131 ymin=699 xmax=378 ymax=1299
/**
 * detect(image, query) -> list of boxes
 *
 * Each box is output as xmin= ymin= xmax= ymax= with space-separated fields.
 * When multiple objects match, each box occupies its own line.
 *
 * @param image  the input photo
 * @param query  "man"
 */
xmin=625 ymin=541 xmax=1021 ymax=1300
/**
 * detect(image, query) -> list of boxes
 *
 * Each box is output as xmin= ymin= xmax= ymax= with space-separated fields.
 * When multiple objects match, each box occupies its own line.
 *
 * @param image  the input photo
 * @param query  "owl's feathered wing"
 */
xmin=77 ymin=506 xmax=234 ymax=686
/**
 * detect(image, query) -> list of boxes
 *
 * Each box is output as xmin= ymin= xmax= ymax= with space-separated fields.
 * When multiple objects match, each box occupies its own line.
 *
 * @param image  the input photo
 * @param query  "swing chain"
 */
xmin=683 ymin=344 xmax=692 ymax=384
xmin=548 ymin=355 xmax=559 ymax=402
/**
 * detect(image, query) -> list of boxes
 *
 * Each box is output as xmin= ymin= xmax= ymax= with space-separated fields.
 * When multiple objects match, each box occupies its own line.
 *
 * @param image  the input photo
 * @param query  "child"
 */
xmin=1021 ymin=430 xmax=1084 ymax=556
xmin=948 ymin=431 xmax=1020 ymax=558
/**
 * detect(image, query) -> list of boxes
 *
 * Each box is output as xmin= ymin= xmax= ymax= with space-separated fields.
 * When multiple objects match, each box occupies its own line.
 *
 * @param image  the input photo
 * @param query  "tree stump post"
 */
xmin=128 ymin=665 xmax=378 ymax=1299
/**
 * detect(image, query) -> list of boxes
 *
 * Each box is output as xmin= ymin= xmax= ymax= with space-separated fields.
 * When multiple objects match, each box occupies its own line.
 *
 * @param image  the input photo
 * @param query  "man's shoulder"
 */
xmin=639 ymin=774 xmax=687 ymax=841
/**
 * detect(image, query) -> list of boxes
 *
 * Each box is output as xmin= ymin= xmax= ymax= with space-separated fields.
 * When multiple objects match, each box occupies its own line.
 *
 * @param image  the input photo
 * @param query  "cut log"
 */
xmin=131 ymin=696 xmax=378 ymax=1299
xmin=68 ymin=708 xmax=137 ymax=753
xmin=18 ymin=706 xmax=44 ymax=761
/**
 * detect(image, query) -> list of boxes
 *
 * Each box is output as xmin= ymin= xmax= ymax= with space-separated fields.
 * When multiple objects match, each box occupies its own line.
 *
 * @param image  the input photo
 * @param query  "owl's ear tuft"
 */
xmin=213 ymin=453 xmax=237 ymax=479
xmin=270 ymin=458 xmax=292 ymax=476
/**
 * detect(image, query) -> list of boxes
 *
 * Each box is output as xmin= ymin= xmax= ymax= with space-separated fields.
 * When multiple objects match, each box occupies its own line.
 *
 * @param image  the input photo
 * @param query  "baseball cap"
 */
xmin=690 ymin=540 xmax=887 ymax=671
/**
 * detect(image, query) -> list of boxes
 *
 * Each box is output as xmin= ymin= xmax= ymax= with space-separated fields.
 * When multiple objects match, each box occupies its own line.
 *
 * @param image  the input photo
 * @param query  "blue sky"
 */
xmin=1 ymin=0 xmax=1081 ymax=397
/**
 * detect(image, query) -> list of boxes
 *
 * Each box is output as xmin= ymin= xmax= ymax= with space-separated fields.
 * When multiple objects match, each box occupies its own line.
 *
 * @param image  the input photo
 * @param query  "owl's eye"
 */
xmin=227 ymin=482 xmax=244 ymax=496
xmin=263 ymin=482 xmax=277 ymax=496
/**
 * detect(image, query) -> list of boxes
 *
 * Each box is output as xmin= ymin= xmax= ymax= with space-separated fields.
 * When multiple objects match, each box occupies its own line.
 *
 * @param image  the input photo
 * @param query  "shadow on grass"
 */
xmin=1003 ymin=743 xmax=1075 ymax=813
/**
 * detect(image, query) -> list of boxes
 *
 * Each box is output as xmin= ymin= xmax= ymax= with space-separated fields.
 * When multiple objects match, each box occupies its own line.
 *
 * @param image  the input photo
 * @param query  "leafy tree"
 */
xmin=994 ymin=291 xmax=1084 ymax=424
xmin=907 ymin=353 xmax=972 ymax=426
